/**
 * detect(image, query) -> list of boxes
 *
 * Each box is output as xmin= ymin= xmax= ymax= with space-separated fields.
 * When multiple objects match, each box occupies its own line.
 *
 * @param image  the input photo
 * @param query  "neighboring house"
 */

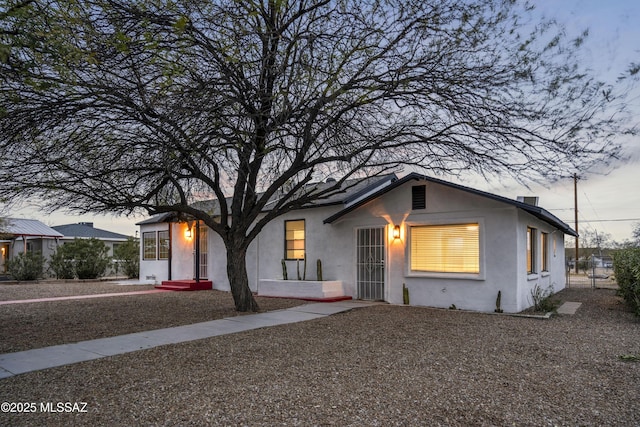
xmin=138 ymin=173 xmax=576 ymax=313
xmin=51 ymin=222 xmax=131 ymax=276
xmin=51 ymin=222 xmax=130 ymax=257
xmin=0 ymin=218 xmax=64 ymax=276
xmin=1 ymin=220 xmax=131 ymax=278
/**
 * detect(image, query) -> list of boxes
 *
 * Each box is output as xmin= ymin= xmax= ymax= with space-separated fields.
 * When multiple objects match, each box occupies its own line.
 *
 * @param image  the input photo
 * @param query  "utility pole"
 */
xmin=574 ymin=173 xmax=579 ymax=274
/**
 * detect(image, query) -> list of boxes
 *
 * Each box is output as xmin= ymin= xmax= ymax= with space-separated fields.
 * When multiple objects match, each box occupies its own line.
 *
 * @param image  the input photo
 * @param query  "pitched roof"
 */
xmin=2 ymin=218 xmax=64 ymax=238
xmin=323 ymin=173 xmax=578 ymax=237
xmin=51 ymin=223 xmax=130 ymax=240
xmin=136 ymin=212 xmax=175 ymax=226
xmin=136 ymin=174 xmax=397 ymax=225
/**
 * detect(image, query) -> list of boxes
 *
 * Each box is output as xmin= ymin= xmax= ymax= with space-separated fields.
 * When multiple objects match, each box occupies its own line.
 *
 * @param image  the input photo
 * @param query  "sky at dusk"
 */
xmin=8 ymin=0 xmax=640 ymax=243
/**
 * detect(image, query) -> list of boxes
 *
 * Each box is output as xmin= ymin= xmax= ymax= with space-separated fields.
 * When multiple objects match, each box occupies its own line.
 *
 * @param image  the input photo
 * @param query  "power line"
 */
xmin=559 ymin=218 xmax=640 ymax=223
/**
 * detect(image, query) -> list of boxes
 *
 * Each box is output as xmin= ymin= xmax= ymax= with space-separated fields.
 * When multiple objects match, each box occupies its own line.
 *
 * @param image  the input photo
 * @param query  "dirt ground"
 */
xmin=0 ymin=281 xmax=638 ymax=426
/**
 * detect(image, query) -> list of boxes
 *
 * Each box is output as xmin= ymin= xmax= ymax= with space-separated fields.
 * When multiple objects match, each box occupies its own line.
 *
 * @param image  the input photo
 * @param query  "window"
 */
xmin=541 ymin=232 xmax=549 ymax=272
xmin=412 ymin=185 xmax=426 ymax=210
xmin=527 ymin=227 xmax=536 ymax=274
xmin=285 ymin=220 xmax=305 ymax=260
xmin=158 ymin=230 xmax=170 ymax=260
xmin=410 ymin=223 xmax=479 ymax=273
xmin=143 ymin=232 xmax=157 ymax=260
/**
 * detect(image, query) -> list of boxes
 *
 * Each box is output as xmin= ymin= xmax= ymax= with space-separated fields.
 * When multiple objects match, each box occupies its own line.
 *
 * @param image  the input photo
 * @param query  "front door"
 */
xmin=193 ymin=223 xmax=208 ymax=280
xmin=356 ymin=227 xmax=385 ymax=300
xmin=0 ymin=244 xmax=9 ymax=274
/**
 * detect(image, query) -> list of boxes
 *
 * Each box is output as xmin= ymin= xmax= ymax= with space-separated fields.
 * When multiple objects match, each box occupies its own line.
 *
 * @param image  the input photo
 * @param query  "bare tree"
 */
xmin=0 ymin=0 xmax=632 ymax=310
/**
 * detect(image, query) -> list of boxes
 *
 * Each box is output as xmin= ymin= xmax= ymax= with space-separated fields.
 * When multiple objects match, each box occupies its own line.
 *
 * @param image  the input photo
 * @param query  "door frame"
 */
xmin=355 ymin=226 xmax=387 ymax=301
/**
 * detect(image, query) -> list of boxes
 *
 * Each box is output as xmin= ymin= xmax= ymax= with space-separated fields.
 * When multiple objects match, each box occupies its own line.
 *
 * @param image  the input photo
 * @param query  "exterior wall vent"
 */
xmin=517 ymin=196 xmax=539 ymax=206
xmin=412 ymin=185 xmax=426 ymax=210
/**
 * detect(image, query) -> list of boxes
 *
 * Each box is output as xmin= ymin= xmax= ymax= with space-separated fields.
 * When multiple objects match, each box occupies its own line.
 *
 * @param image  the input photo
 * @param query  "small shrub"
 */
xmin=48 ymin=244 xmax=76 ymax=279
xmin=72 ymin=238 xmax=110 ymax=279
xmin=529 ymin=284 xmax=559 ymax=313
xmin=49 ymin=238 xmax=111 ymax=280
xmin=613 ymin=248 xmax=640 ymax=316
xmin=113 ymin=237 xmax=139 ymax=279
xmin=7 ymin=252 xmax=44 ymax=281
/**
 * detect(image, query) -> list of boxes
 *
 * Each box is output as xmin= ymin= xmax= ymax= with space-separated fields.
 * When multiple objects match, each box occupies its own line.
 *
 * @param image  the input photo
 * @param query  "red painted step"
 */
xmin=155 ymin=280 xmax=213 ymax=291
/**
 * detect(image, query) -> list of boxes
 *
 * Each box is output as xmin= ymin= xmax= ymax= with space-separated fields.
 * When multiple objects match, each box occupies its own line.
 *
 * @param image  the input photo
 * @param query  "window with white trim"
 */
xmin=285 ymin=220 xmax=305 ymax=260
xmin=527 ymin=227 xmax=536 ymax=274
xmin=143 ymin=232 xmax=156 ymax=260
xmin=158 ymin=230 xmax=170 ymax=260
xmin=410 ymin=223 xmax=480 ymax=273
xmin=541 ymin=232 xmax=549 ymax=272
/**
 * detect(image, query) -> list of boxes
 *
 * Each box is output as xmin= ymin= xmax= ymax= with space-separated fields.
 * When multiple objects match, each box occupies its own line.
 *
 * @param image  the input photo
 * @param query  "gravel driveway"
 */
xmin=0 ymin=282 xmax=638 ymax=426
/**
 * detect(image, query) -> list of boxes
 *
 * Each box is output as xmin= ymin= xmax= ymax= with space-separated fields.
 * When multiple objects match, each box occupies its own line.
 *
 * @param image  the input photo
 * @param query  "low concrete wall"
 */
xmin=258 ymin=279 xmax=345 ymax=298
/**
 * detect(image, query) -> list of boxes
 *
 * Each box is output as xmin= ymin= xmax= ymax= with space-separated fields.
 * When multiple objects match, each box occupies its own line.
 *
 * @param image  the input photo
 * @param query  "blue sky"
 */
xmin=10 ymin=0 xmax=640 ymax=243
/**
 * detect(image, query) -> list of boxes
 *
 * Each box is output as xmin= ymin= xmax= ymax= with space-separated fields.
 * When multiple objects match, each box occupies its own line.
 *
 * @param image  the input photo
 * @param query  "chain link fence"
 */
xmin=566 ymin=254 xmax=617 ymax=289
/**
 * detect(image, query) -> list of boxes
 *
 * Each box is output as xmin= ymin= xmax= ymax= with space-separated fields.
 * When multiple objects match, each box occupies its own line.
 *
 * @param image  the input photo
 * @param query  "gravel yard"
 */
xmin=0 ymin=281 xmax=304 ymax=353
xmin=0 ymin=282 xmax=638 ymax=426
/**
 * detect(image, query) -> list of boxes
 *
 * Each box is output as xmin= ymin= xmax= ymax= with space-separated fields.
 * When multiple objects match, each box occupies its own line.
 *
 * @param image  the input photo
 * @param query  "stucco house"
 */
xmin=51 ymin=222 xmax=130 ymax=257
xmin=1 ymin=220 xmax=131 ymax=278
xmin=138 ymin=173 xmax=576 ymax=313
xmin=0 ymin=218 xmax=64 ymax=277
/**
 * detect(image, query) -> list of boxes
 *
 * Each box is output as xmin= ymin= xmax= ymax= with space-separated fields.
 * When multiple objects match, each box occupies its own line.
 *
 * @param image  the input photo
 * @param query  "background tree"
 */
xmin=632 ymin=223 xmax=640 ymax=247
xmin=0 ymin=0 xmax=633 ymax=311
xmin=113 ymin=237 xmax=140 ymax=279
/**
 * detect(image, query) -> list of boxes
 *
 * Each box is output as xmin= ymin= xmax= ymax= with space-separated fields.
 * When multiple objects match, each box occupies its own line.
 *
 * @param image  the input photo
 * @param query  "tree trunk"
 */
xmin=225 ymin=242 xmax=260 ymax=312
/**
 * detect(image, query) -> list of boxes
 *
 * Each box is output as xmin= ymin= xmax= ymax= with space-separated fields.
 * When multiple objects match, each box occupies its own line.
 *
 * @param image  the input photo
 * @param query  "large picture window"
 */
xmin=143 ymin=232 xmax=157 ymax=260
xmin=285 ymin=220 xmax=305 ymax=260
xmin=410 ymin=223 xmax=479 ymax=273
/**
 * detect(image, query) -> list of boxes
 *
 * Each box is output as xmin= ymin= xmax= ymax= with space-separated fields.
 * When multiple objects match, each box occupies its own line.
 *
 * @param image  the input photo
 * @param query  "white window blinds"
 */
xmin=410 ymin=224 xmax=480 ymax=273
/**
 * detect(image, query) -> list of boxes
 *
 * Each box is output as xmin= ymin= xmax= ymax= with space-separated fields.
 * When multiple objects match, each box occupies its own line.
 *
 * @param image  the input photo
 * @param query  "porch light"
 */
xmin=185 ymin=227 xmax=192 ymax=239
xmin=393 ymin=225 xmax=401 ymax=240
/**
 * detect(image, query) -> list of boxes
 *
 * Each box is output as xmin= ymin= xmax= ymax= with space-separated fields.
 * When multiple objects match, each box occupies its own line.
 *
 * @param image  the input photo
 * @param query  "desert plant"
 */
xmin=72 ymin=238 xmax=110 ymax=279
xmin=529 ymin=284 xmax=559 ymax=313
xmin=48 ymin=244 xmax=75 ymax=279
xmin=403 ymin=283 xmax=410 ymax=305
xmin=7 ymin=251 xmax=44 ymax=281
xmin=296 ymin=254 xmax=307 ymax=280
xmin=495 ymin=290 xmax=503 ymax=313
xmin=316 ymin=259 xmax=323 ymax=281
xmin=113 ymin=237 xmax=139 ymax=278
xmin=281 ymin=259 xmax=288 ymax=280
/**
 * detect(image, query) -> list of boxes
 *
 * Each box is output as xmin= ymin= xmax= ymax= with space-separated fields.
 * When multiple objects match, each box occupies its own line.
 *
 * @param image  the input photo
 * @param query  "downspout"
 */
xmin=194 ymin=221 xmax=200 ymax=283
xmin=168 ymin=223 xmax=172 ymax=281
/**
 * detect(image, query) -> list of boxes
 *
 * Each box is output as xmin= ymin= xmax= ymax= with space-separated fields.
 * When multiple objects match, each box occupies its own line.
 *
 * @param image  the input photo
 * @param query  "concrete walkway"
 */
xmin=556 ymin=301 xmax=582 ymax=315
xmin=0 ymin=300 xmax=375 ymax=380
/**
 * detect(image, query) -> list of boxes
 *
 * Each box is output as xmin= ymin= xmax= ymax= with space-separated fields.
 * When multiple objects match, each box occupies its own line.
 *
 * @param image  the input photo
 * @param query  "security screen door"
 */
xmin=356 ymin=227 xmax=385 ymax=300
